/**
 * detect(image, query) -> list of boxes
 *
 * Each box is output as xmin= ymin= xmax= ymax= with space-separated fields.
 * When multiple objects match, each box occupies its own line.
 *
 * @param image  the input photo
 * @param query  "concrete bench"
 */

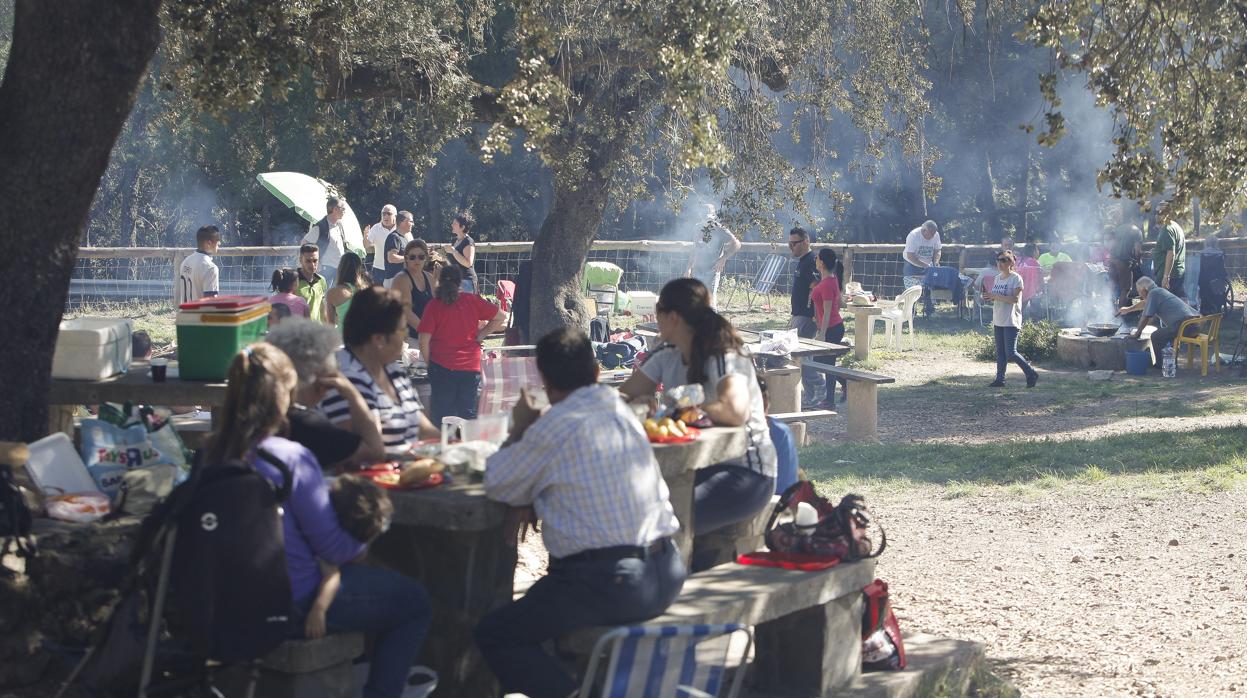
xmin=802 ymin=362 xmax=895 ymax=442
xmin=769 ymin=409 xmax=836 ymax=446
xmin=562 ymin=558 xmax=877 ymax=696
xmin=218 ymin=633 xmax=366 ymax=698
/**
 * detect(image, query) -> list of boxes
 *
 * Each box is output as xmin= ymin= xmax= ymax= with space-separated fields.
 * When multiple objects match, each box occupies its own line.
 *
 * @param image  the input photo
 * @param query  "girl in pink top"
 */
xmin=270 ymin=267 xmax=311 ymax=318
xmin=809 ymin=248 xmax=846 ymax=407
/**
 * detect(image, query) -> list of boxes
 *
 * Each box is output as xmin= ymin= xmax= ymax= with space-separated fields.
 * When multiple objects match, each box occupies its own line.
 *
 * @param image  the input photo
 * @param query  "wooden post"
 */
xmin=841 ymin=248 xmax=854 ymax=286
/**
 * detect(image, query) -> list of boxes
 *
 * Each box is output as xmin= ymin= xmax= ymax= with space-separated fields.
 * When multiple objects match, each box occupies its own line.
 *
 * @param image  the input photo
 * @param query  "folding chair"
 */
xmin=478 ymin=354 xmax=542 ymax=415
xmin=580 ymin=624 xmax=753 ymax=698
xmin=725 ymin=254 xmax=786 ymax=311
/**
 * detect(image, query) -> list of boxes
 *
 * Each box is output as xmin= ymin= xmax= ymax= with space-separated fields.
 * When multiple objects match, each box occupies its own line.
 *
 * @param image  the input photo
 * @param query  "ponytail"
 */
xmin=270 ymin=267 xmax=297 ymax=293
xmin=657 ymin=277 xmax=743 ymax=385
xmin=436 ymin=265 xmax=462 ymax=304
xmin=818 ymin=248 xmax=845 ymax=292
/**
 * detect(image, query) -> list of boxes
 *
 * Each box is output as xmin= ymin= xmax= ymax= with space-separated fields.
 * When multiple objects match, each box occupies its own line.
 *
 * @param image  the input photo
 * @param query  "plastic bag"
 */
xmin=80 ymin=419 xmax=180 ymax=497
xmin=46 ymin=492 xmax=110 ymax=523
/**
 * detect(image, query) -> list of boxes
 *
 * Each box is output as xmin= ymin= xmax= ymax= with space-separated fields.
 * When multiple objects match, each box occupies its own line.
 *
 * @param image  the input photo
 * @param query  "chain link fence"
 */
xmin=67 ymin=238 xmax=1247 ymax=311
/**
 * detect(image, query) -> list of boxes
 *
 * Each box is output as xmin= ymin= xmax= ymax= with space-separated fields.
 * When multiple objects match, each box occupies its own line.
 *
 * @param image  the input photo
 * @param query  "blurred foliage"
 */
xmin=972 ymin=319 xmax=1060 ymax=362
xmin=1025 ymin=0 xmax=1247 ymax=224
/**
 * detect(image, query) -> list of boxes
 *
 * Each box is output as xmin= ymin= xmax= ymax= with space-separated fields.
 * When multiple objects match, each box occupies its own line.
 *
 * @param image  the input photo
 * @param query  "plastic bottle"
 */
xmin=1162 ymin=344 xmax=1176 ymax=378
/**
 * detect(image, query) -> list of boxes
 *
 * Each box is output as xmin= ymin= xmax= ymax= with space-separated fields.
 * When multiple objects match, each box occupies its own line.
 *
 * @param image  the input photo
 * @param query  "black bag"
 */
xmin=589 ymin=315 xmax=613 ymax=343
xmin=1198 ymin=251 xmax=1229 ymax=316
xmin=167 ymin=451 xmax=294 ymax=663
xmin=1 ymin=462 xmax=35 ymax=575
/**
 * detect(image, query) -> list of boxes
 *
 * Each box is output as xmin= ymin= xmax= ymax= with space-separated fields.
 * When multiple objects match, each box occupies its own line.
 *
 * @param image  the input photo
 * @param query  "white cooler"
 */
xmin=629 ymin=291 xmax=658 ymax=315
xmin=52 ymin=318 xmax=133 ymax=380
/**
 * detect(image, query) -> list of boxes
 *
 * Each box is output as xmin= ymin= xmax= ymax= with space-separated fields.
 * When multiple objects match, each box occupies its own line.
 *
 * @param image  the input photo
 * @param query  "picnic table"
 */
xmin=369 ymin=425 xmax=746 ymax=696
xmin=47 ymin=360 xmax=227 ymax=435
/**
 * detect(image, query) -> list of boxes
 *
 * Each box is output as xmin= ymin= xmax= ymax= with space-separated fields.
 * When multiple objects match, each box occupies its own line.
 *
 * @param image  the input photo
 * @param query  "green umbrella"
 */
xmin=256 ymin=171 xmax=365 ymax=254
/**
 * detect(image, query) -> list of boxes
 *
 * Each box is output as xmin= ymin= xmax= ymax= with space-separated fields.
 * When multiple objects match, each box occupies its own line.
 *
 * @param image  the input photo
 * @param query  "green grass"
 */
xmin=65 ymin=300 xmax=178 ymax=347
xmin=799 ymin=427 xmax=1247 ymax=496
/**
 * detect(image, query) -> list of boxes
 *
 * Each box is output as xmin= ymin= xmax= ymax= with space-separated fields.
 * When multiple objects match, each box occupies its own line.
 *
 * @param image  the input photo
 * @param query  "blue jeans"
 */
xmin=460 ymin=279 xmax=476 ymax=293
xmin=427 ymin=362 xmax=480 ymax=424
xmin=293 ymin=564 xmax=431 ymax=698
xmin=994 ymin=325 xmax=1037 ymax=382
xmin=790 ymin=315 xmax=825 ymax=402
xmin=475 ymin=538 xmax=686 ymax=698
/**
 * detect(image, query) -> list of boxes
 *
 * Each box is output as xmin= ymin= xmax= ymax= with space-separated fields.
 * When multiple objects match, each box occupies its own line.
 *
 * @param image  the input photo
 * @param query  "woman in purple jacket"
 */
xmin=204 ymin=343 xmax=430 ymax=698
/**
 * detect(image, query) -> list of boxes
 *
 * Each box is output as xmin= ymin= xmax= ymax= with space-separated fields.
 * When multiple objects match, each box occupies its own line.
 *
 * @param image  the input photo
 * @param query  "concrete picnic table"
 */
xmin=46 ymin=360 xmax=227 ymax=435
xmin=844 ymin=302 xmax=885 ymax=360
xmin=370 ymin=425 xmax=746 ymax=696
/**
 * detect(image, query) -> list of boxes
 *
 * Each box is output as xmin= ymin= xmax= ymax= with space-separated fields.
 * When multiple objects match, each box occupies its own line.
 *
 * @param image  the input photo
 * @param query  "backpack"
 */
xmin=763 ymin=481 xmax=885 ymax=562
xmin=1198 ymin=251 xmax=1229 ymax=315
xmin=167 ymin=451 xmax=294 ymax=662
xmin=596 ymin=336 xmax=646 ymax=369
xmin=71 ymin=450 xmax=294 ymax=696
xmin=861 ymin=579 xmax=906 ymax=670
xmin=0 ymin=461 xmax=35 ymax=576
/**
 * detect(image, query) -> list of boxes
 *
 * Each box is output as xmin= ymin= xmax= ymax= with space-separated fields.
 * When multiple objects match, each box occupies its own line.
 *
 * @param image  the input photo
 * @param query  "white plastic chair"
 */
xmin=579 ymin=623 xmax=752 ymax=698
xmin=871 ymin=285 xmax=922 ymax=350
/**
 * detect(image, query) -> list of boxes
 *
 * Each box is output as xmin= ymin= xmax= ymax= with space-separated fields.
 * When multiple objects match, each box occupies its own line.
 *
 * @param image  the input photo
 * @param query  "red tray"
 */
xmin=736 ymin=550 xmax=842 ymax=571
xmin=648 ymin=426 xmax=700 ymax=444
xmin=356 ymin=464 xmax=447 ymax=490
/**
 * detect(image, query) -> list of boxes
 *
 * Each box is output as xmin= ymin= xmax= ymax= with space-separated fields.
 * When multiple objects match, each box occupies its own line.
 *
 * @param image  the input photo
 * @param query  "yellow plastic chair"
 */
xmin=1174 ymin=313 xmax=1222 ymax=376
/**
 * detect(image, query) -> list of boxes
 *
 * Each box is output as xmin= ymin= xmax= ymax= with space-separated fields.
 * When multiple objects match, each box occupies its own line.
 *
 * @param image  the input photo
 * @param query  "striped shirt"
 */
xmin=318 ymin=348 xmax=425 ymax=456
xmin=484 ymin=384 xmax=680 ymax=559
xmin=639 ymin=346 xmax=776 ymax=478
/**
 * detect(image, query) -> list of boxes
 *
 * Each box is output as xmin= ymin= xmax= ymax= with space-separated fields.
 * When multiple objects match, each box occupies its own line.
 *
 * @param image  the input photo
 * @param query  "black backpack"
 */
xmin=0 ymin=462 xmax=34 ymax=576
xmin=167 ymin=451 xmax=294 ymax=663
xmin=589 ymin=315 xmax=613 ymax=343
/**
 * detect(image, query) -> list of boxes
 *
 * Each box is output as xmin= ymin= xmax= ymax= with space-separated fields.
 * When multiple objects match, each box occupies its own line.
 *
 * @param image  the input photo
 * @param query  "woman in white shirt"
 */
xmin=621 ymin=278 xmax=776 ymax=563
xmin=985 ymin=251 xmax=1038 ymax=388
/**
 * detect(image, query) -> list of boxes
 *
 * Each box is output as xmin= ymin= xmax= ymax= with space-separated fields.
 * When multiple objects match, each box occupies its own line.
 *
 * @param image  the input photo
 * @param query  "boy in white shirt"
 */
xmin=177 ymin=225 xmax=221 ymax=304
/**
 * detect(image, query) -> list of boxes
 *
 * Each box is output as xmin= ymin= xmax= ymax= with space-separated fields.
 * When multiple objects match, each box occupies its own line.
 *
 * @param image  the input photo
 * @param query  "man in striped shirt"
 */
xmin=475 ymin=328 xmax=685 ymax=698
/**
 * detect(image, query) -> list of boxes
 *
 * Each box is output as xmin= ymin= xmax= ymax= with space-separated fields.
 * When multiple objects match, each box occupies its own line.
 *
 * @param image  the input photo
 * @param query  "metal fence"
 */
xmin=67 ymin=238 xmax=1247 ymax=309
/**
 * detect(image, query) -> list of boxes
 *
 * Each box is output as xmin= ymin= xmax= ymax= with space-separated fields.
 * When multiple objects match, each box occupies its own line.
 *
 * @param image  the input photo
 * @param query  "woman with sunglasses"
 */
xmin=390 ymin=239 xmax=437 ymax=341
xmin=620 ymin=278 xmax=775 ymax=568
xmin=985 ymin=250 xmax=1038 ymax=388
xmin=326 ymin=252 xmax=370 ymax=332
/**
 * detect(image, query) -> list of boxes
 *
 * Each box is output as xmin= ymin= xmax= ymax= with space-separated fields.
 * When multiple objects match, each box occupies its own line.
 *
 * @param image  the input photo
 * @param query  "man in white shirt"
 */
xmin=902 ymin=219 xmax=942 ymax=315
xmin=177 ymin=225 xmax=221 ymax=304
xmin=684 ymin=205 xmax=741 ymax=308
xmin=366 ymin=204 xmax=397 ymax=279
xmin=302 ymin=197 xmax=347 ymax=285
xmin=475 ymin=327 xmax=685 ymax=698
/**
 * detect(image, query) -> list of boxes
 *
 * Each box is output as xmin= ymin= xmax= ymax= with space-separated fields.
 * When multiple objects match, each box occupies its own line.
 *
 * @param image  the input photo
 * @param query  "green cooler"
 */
xmin=176 ymin=295 xmax=270 ymax=380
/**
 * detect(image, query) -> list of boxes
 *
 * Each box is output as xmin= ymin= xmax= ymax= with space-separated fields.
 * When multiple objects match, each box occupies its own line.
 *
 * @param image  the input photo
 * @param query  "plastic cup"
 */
xmin=151 ymin=358 xmax=168 ymax=383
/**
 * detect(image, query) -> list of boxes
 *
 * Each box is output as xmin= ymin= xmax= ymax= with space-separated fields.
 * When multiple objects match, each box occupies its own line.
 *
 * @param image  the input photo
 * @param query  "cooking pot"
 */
xmin=1085 ymin=323 xmax=1119 ymax=337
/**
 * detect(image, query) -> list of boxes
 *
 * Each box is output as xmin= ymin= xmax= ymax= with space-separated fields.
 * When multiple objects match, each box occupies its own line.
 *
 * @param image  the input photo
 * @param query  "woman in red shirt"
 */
xmin=809 ymin=248 xmax=846 ymax=408
xmin=417 ymin=265 xmax=508 ymax=424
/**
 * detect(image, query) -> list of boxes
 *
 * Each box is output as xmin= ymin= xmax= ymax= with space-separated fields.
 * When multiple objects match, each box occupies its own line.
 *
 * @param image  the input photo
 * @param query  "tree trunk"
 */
xmin=527 ymin=172 xmax=612 ymax=339
xmin=0 ymin=0 xmax=161 ymax=442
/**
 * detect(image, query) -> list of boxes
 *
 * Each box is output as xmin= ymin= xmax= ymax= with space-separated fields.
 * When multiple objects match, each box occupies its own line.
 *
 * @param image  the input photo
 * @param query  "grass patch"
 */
xmin=65 ymin=300 xmax=177 ymax=347
xmin=799 ymin=427 xmax=1247 ymax=494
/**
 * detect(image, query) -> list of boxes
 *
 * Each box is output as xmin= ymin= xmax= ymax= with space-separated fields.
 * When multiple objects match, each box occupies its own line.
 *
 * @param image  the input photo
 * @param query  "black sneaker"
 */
xmin=988 ymin=380 xmax=1005 ymax=388
xmin=1026 ymin=373 xmax=1039 ymax=388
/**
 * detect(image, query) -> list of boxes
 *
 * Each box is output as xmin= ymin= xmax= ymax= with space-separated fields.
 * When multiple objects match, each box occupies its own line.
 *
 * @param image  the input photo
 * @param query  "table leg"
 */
xmin=47 ymin=405 xmax=77 ymax=439
xmin=853 ymin=313 xmax=870 ymax=360
xmin=664 ymin=470 xmax=696 ymax=570
xmin=369 ymin=522 xmax=517 ymax=696
xmin=844 ymin=383 xmax=879 ymax=442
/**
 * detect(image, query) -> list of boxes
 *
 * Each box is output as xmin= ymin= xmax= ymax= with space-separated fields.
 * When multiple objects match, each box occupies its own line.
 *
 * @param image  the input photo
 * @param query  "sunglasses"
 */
xmin=407 ymin=254 xmax=427 ymax=261
xmin=996 ymin=258 xmax=1011 ymax=263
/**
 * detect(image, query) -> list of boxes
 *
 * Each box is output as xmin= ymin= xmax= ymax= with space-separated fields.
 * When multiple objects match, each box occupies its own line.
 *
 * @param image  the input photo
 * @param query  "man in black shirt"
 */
xmin=788 ymin=227 xmax=823 ymax=408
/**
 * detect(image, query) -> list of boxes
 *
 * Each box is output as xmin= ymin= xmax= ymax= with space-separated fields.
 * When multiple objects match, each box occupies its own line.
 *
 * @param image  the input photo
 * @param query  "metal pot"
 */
xmin=1085 ymin=323 xmax=1119 ymax=337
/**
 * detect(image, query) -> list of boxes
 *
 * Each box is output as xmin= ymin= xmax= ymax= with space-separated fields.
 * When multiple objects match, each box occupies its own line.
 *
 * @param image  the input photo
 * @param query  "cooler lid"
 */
xmin=179 ymin=295 xmax=268 ymax=311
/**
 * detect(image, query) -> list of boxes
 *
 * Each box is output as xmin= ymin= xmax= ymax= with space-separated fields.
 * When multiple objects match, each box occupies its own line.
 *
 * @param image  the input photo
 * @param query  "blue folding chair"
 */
xmin=579 ymin=624 xmax=752 ymax=698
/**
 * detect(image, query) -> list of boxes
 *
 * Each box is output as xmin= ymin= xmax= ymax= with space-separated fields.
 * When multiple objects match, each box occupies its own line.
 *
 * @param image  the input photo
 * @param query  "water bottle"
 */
xmin=1162 ymin=345 xmax=1176 ymax=378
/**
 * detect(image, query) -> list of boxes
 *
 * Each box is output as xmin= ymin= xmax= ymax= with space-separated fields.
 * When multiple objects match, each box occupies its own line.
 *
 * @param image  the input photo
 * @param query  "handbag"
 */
xmin=762 ymin=481 xmax=885 ymax=562
xmin=862 ymin=579 xmax=906 ymax=670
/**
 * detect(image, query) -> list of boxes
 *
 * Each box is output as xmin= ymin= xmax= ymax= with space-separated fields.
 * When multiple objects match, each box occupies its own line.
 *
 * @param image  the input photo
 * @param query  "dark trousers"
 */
xmin=1150 ymin=321 xmax=1201 ymax=367
xmin=291 ymin=565 xmax=431 ymax=698
xmin=474 ymin=538 xmax=686 ymax=698
xmin=790 ymin=315 xmax=825 ymax=401
xmin=994 ymin=325 xmax=1037 ymax=382
xmin=816 ymin=323 xmax=847 ymax=403
xmin=1110 ymin=258 xmax=1142 ymax=307
xmin=427 ymin=362 xmax=480 ymax=425
xmin=1148 ymin=270 xmax=1187 ymax=299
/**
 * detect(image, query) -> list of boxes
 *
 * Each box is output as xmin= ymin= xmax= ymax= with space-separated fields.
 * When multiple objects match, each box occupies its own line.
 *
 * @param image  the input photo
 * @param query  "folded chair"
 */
xmin=1174 ymin=313 xmax=1223 ymax=376
xmin=579 ymin=624 xmax=753 ymax=698
xmin=725 ymin=254 xmax=787 ymax=311
xmin=478 ymin=354 xmax=542 ymax=415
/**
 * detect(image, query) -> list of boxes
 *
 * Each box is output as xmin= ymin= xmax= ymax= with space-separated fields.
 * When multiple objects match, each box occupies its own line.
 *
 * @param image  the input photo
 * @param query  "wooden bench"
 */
xmin=802 ymin=362 xmax=895 ymax=442
xmin=562 ymin=558 xmax=877 ymax=696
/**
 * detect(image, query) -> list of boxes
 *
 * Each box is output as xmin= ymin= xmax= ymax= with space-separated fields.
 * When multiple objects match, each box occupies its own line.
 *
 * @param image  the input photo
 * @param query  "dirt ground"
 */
xmin=814 ymin=346 xmax=1247 ymax=696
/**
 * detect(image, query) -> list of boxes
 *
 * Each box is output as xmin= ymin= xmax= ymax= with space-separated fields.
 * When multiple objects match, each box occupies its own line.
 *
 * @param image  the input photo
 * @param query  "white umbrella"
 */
xmin=256 ymin=171 xmax=365 ymax=254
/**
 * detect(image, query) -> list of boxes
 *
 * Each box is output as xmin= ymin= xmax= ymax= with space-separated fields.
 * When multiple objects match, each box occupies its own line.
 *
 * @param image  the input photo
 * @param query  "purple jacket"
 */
xmin=249 ymin=436 xmax=366 ymax=603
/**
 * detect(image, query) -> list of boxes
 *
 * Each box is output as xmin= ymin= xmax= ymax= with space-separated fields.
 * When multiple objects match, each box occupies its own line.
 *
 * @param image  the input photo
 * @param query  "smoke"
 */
xmin=1045 ymin=79 xmax=1129 ymax=246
